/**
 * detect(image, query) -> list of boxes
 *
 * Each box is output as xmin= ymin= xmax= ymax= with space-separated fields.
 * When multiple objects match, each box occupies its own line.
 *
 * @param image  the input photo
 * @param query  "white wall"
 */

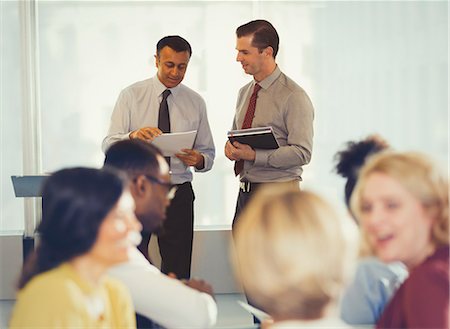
xmin=0 ymin=233 xmax=23 ymax=299
xmin=1 ymin=0 xmax=448 ymax=234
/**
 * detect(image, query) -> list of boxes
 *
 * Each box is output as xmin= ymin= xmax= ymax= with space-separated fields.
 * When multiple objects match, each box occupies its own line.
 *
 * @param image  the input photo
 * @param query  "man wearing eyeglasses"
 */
xmin=105 ymin=140 xmax=217 ymax=329
xmin=103 ymin=35 xmax=215 ymax=280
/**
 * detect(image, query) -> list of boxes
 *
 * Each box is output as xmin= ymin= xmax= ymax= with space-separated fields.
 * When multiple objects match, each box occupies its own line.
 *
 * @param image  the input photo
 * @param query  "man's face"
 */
xmin=236 ymin=35 xmax=265 ymax=77
xmin=135 ymin=155 xmax=172 ymax=233
xmin=155 ymin=46 xmax=190 ymax=88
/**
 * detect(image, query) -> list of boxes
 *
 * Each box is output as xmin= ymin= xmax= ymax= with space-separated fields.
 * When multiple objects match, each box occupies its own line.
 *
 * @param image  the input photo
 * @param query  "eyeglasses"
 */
xmin=143 ymin=175 xmax=178 ymax=200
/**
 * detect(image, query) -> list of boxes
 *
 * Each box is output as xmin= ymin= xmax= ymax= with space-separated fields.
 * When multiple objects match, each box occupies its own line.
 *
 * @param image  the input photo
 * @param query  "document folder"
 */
xmin=151 ymin=130 xmax=197 ymax=156
xmin=228 ymin=126 xmax=279 ymax=150
xmin=11 ymin=175 xmax=48 ymax=197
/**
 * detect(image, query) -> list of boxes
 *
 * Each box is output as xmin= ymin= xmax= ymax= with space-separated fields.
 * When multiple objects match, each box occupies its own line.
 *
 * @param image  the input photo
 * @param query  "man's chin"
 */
xmin=152 ymin=225 xmax=164 ymax=236
xmin=140 ymin=214 xmax=165 ymax=233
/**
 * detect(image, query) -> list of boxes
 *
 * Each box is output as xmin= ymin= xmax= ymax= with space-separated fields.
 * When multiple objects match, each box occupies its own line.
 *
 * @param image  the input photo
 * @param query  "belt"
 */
xmin=239 ymin=180 xmax=300 ymax=193
xmin=175 ymin=181 xmax=191 ymax=187
xmin=239 ymin=181 xmax=262 ymax=193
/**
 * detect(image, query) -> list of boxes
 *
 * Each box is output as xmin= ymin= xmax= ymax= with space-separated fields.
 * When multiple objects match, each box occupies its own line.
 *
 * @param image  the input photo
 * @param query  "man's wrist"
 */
xmin=195 ymin=154 xmax=205 ymax=170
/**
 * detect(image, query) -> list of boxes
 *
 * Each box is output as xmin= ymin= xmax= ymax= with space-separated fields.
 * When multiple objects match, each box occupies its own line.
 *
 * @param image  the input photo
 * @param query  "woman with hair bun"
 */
xmin=334 ymin=135 xmax=408 ymax=325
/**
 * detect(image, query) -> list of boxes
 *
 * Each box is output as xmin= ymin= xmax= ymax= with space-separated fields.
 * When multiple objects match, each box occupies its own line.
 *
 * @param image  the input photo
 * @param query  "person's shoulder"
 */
xmin=20 ymin=265 xmax=72 ymax=294
xmin=276 ymin=71 xmax=307 ymax=95
xmin=10 ymin=269 xmax=83 ymax=328
xmin=239 ymin=80 xmax=253 ymax=92
xmin=110 ymin=247 xmax=160 ymax=273
xmin=178 ymin=83 xmax=203 ymax=101
xmin=122 ymin=77 xmax=153 ymax=93
xmin=408 ymin=247 xmax=449 ymax=286
xmin=103 ymin=275 xmax=133 ymax=298
xmin=236 ymin=81 xmax=253 ymax=98
xmin=358 ymin=258 xmax=407 ymax=279
xmin=15 ymin=265 xmax=84 ymax=311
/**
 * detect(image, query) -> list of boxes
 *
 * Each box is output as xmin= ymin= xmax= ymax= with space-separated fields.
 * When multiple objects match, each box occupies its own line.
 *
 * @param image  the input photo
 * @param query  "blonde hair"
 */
xmin=351 ymin=151 xmax=449 ymax=255
xmin=232 ymin=185 xmax=356 ymax=320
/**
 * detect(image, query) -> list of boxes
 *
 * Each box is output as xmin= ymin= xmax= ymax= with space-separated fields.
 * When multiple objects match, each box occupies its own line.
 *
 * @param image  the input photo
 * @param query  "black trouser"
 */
xmin=158 ymin=182 xmax=195 ymax=280
xmin=232 ymin=182 xmax=264 ymax=324
xmin=232 ymin=182 xmax=262 ymax=229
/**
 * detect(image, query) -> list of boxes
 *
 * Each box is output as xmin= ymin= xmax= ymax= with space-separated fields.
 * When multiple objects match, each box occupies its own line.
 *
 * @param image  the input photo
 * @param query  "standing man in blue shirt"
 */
xmin=225 ymin=20 xmax=314 ymax=227
xmin=103 ymin=35 xmax=215 ymax=279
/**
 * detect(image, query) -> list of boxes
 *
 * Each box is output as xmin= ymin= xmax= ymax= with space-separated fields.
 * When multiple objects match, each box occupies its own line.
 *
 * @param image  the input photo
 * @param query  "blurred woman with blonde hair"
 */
xmin=351 ymin=151 xmax=449 ymax=328
xmin=233 ymin=185 xmax=358 ymax=328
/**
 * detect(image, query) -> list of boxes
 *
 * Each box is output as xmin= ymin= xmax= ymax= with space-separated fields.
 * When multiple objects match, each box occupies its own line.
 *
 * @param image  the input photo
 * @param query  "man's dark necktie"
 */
xmin=234 ymin=84 xmax=262 ymax=176
xmin=158 ymin=89 xmax=171 ymax=132
xmin=158 ymin=89 xmax=171 ymax=165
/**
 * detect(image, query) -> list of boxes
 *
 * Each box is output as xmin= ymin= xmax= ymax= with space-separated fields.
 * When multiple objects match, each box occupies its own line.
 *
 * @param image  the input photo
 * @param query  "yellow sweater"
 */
xmin=9 ymin=263 xmax=136 ymax=328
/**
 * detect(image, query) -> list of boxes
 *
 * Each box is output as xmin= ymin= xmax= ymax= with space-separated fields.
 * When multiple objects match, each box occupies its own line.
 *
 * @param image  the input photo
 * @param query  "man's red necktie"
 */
xmin=234 ymin=84 xmax=262 ymax=176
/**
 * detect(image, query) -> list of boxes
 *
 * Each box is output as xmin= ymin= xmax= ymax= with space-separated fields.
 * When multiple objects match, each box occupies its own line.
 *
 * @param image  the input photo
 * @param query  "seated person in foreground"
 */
xmin=9 ymin=167 xmax=140 ymax=328
xmin=334 ymin=135 xmax=408 ymax=325
xmin=104 ymin=140 xmax=217 ymax=329
xmin=232 ymin=185 xmax=358 ymax=329
xmin=351 ymin=151 xmax=449 ymax=329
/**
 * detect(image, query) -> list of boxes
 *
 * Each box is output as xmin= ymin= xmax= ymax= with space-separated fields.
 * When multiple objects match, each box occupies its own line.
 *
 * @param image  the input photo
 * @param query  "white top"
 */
xmin=108 ymin=247 xmax=217 ymax=329
xmin=102 ymin=76 xmax=215 ymax=184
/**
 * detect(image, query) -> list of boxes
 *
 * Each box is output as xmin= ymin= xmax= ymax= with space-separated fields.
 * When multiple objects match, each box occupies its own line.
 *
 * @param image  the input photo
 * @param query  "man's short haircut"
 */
xmin=236 ymin=19 xmax=279 ymax=58
xmin=104 ymin=140 xmax=162 ymax=178
xmin=156 ymin=35 xmax=192 ymax=57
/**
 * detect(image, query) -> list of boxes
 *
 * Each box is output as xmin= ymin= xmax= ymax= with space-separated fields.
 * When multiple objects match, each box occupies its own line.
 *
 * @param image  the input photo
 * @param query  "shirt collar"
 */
xmin=153 ymin=75 xmax=181 ymax=98
xmin=254 ymin=65 xmax=281 ymax=90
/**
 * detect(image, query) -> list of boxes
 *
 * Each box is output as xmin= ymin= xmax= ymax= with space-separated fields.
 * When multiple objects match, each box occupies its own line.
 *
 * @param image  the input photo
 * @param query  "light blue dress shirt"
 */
xmin=340 ymin=257 xmax=408 ymax=325
xmin=103 ymin=76 xmax=215 ymax=184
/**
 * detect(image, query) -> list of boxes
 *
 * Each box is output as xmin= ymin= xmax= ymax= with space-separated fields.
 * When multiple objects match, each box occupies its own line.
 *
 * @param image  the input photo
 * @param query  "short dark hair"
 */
xmin=156 ymin=35 xmax=192 ymax=57
xmin=19 ymin=167 xmax=126 ymax=289
xmin=236 ymin=20 xmax=279 ymax=58
xmin=104 ymin=140 xmax=162 ymax=178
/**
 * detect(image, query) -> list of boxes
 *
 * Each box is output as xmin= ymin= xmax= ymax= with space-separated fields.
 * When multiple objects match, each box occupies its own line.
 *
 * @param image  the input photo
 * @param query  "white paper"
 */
xmin=237 ymin=300 xmax=271 ymax=322
xmin=151 ymin=130 xmax=197 ymax=156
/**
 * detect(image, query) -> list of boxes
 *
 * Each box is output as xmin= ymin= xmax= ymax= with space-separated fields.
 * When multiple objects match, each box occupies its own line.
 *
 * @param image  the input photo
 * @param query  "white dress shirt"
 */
xmin=108 ymin=247 xmax=217 ymax=329
xmin=103 ymin=76 xmax=215 ymax=184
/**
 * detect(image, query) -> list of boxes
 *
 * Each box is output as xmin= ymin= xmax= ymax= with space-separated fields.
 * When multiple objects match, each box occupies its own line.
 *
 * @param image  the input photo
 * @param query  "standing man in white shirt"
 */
xmin=105 ymin=140 xmax=217 ymax=329
xmin=103 ymin=36 xmax=215 ymax=280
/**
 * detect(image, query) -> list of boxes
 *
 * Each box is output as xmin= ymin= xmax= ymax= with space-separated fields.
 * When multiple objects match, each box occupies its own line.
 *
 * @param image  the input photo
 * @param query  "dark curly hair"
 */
xmin=334 ymin=135 xmax=389 ymax=207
